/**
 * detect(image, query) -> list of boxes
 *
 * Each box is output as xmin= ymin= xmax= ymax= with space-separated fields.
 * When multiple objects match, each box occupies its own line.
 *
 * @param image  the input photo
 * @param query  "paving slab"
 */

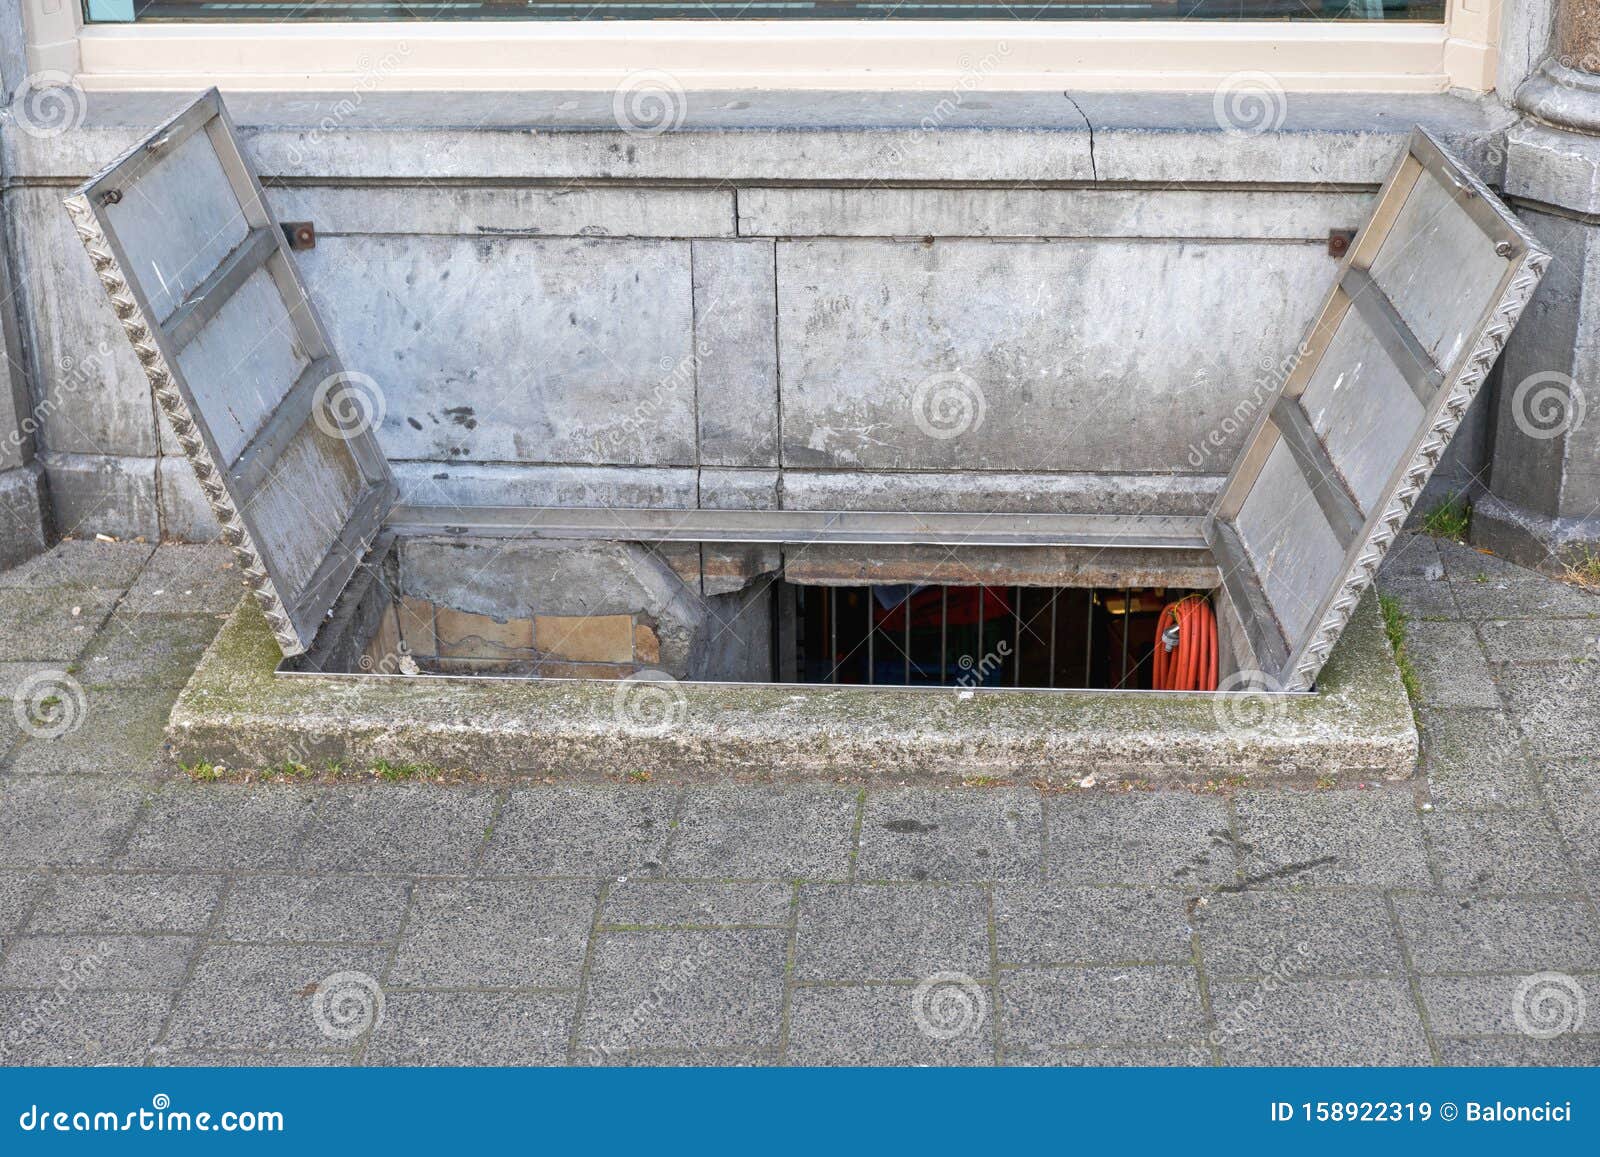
xmin=388 ymin=879 xmax=598 ymax=988
xmin=1374 ymin=575 xmax=1462 ymax=621
xmin=1192 ymin=889 xmax=1404 ymax=978
xmin=1231 ymin=790 xmax=1431 ymax=888
xmin=993 ymin=883 xmax=1192 ymax=966
xmin=1394 ymin=894 xmax=1600 ymax=973
xmin=26 ymin=872 xmax=222 ymax=934
xmin=0 ymin=870 xmax=46 ymax=936
xmin=119 ymin=545 xmax=247 ymax=615
xmin=1416 ymin=707 xmax=1541 ymax=809
xmin=1435 ymin=1035 xmax=1600 ymax=1065
xmin=787 ymin=983 xmax=993 ymax=1066
xmin=1418 ymin=973 xmax=1600 ymax=1037
xmin=0 ymin=540 xmax=152 ymax=591
xmin=6 ymin=686 xmax=177 ymax=777
xmin=73 ymin=614 xmax=226 ymax=688
xmin=578 ymin=928 xmax=787 ymax=1055
xmin=794 ymin=883 xmax=990 ymax=982
xmin=1477 ymin=617 xmax=1600 ymax=663
xmin=1404 ymin=621 xmax=1499 ymax=709
xmin=855 ymin=788 xmax=1042 ymax=882
xmin=601 ymin=880 xmax=792 ymax=928
xmin=220 ymin=876 xmax=411 ymax=943
xmin=0 ymin=777 xmax=147 ymax=867
xmin=999 ymin=965 xmax=1205 ymax=1052
xmin=666 ymin=786 xmax=859 ymax=880
xmin=149 ymin=1049 xmax=349 ymax=1067
xmin=1001 ymin=1044 xmax=1209 ymax=1066
xmin=1045 ymin=793 xmax=1236 ymax=886
xmin=119 ymin=785 xmax=320 ymax=870
xmin=0 ymin=588 xmax=122 ymax=662
xmin=365 ymin=991 xmax=575 ymax=1065
xmin=1493 ymin=661 xmax=1600 ymax=758
xmin=299 ymin=786 xmax=496 ymax=874
xmin=480 ymin=785 xmax=677 ymax=877
xmin=1435 ymin=539 xmax=1549 ymax=586
xmin=1449 ymin=577 xmax=1600 ymax=620
xmin=1376 ymin=534 xmax=1445 ymax=583
xmin=1209 ymin=978 xmax=1431 ymax=1065
xmin=162 ymin=944 xmax=390 ymax=1052
xmin=1540 ymin=761 xmax=1600 ymax=891
xmin=0 ymin=990 xmax=172 ymax=1065
xmin=0 ymin=934 xmax=193 ymax=989
xmin=1422 ymin=808 xmax=1581 ymax=893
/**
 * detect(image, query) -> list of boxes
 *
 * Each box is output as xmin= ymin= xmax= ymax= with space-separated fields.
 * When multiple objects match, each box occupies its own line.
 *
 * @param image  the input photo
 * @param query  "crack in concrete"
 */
xmin=1063 ymin=92 xmax=1096 ymax=181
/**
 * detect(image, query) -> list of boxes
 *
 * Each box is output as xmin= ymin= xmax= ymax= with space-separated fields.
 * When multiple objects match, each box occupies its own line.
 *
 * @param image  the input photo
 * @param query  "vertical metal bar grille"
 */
xmin=940 ymin=586 xmax=948 ymax=684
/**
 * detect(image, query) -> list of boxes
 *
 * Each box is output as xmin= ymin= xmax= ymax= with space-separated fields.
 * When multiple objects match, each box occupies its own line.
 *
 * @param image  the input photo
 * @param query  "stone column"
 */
xmin=0 ymin=0 xmax=54 ymax=569
xmin=1475 ymin=0 xmax=1600 ymax=571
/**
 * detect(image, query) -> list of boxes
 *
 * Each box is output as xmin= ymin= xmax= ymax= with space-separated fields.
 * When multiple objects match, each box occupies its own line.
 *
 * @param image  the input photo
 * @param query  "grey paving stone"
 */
xmin=366 ymin=991 xmax=575 ymax=1065
xmin=1045 ymin=793 xmax=1236 ymax=886
xmin=0 ymin=989 xmax=171 ymax=1065
xmin=1405 ymin=621 xmax=1500 ymax=709
xmin=221 ymin=876 xmax=411 ymax=943
xmin=1374 ymin=575 xmax=1461 ymax=621
xmin=1436 ymin=1034 xmax=1600 ymax=1065
xmin=602 ymin=880 xmax=792 ymax=928
xmin=0 ymin=588 xmax=121 ymax=662
xmin=1209 ymin=978 xmax=1431 ymax=1065
xmin=388 ymin=879 xmax=598 ymax=988
xmin=786 ymin=983 xmax=993 ymax=1066
xmin=1232 ymin=790 xmax=1431 ymax=888
xmin=0 ymin=870 xmax=45 ymax=936
xmin=1435 ymin=539 xmax=1549 ymax=586
xmin=1477 ymin=618 xmax=1600 ymax=663
xmin=1450 ymin=577 xmax=1600 ymax=620
xmin=72 ymin=614 xmax=224 ymax=688
xmin=1417 ymin=708 xmax=1541 ymax=809
xmin=27 ymin=872 xmax=222 ymax=934
xmin=579 ymin=928 xmax=786 ymax=1054
xmin=577 ymin=1047 xmax=777 ymax=1067
xmin=855 ymin=788 xmax=1042 ymax=882
xmin=1542 ymin=761 xmax=1600 ymax=891
xmin=1419 ymin=973 xmax=1600 ymax=1037
xmin=299 ymin=786 xmax=496 ymax=874
xmin=1494 ymin=661 xmax=1600 ymax=758
xmin=6 ymin=686 xmax=177 ymax=777
xmin=120 ymin=785 xmax=320 ymax=870
xmin=1394 ymin=894 xmax=1600 ymax=973
xmin=1193 ymin=889 xmax=1404 ymax=977
xmin=1000 ymin=965 xmax=1205 ymax=1050
xmin=994 ymin=883 xmax=1191 ymax=966
xmin=1002 ymin=1043 xmax=1209 ymax=1066
xmin=164 ymin=944 xmax=390 ymax=1052
xmin=0 ymin=539 xmax=153 ymax=591
xmin=1377 ymin=534 xmax=1445 ymax=583
xmin=794 ymin=883 xmax=989 ymax=982
xmin=0 ymin=934 xmax=193 ymax=989
xmin=119 ymin=545 xmax=247 ymax=615
xmin=479 ymin=785 xmax=677 ymax=877
xmin=148 ymin=1049 xmax=349 ymax=1067
xmin=0 ymin=777 xmax=147 ymax=867
xmin=667 ymin=786 xmax=859 ymax=880
xmin=1423 ymin=808 xmax=1581 ymax=893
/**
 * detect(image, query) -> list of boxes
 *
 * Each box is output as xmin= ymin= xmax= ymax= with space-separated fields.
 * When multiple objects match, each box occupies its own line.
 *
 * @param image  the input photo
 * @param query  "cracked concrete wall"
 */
xmin=0 ymin=90 xmax=1519 ymax=547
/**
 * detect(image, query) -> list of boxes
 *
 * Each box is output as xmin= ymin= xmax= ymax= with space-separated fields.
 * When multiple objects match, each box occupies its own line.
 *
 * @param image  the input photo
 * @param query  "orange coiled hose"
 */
xmin=1151 ymin=595 xmax=1219 ymax=692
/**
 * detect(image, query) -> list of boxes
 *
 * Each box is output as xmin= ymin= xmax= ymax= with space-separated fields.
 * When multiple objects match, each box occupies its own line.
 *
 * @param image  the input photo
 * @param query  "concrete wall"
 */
xmin=0 ymin=90 xmax=1518 ymax=546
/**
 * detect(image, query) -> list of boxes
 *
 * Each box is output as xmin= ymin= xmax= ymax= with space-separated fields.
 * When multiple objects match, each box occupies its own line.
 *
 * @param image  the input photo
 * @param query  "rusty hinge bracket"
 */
xmin=1327 ymin=228 xmax=1356 ymax=258
xmin=281 ymin=221 xmax=316 ymax=250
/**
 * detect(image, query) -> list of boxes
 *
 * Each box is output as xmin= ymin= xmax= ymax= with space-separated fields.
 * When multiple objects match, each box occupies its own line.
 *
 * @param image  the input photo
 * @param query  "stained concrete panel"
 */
xmin=776 ymin=238 xmax=1331 ymax=474
xmin=692 ymin=240 xmax=779 ymax=468
xmin=296 ymin=236 xmax=696 ymax=467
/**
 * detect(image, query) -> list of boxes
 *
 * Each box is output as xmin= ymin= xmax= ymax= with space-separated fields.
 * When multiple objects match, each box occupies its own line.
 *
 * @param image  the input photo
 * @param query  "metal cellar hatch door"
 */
xmin=1208 ymin=128 xmax=1549 ymax=692
xmin=64 ymin=89 xmax=397 ymax=657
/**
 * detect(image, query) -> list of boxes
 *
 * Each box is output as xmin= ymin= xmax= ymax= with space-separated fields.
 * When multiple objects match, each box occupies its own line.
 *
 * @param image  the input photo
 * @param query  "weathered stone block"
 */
xmin=536 ymin=613 xmax=635 ymax=663
xmin=692 ymin=239 xmax=779 ymax=468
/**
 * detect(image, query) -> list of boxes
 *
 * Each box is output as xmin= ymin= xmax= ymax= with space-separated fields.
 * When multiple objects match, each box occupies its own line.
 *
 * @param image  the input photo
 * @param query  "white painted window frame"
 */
xmin=24 ymin=1 xmax=1502 ymax=94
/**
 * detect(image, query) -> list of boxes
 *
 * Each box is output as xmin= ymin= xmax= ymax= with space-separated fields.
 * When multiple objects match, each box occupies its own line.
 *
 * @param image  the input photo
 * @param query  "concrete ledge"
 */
xmin=169 ymin=590 xmax=1417 ymax=786
xmin=1471 ymin=490 xmax=1600 ymax=575
xmin=5 ymin=90 xmax=1511 ymax=185
xmin=0 ymin=462 xmax=51 ymax=569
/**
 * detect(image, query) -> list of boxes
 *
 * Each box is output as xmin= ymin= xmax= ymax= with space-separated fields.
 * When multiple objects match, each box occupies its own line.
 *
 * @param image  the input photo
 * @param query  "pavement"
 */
xmin=0 ymin=534 xmax=1597 ymax=1067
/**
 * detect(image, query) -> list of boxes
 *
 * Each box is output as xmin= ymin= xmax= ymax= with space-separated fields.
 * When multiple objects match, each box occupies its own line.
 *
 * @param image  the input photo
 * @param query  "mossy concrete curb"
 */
xmin=167 ymin=592 xmax=1417 ymax=786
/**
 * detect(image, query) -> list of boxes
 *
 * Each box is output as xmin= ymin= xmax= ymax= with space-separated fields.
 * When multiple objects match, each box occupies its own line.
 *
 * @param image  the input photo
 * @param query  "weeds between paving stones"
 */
xmin=1377 ymin=594 xmax=1422 ymax=709
xmin=1419 ymin=499 xmax=1471 ymax=541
